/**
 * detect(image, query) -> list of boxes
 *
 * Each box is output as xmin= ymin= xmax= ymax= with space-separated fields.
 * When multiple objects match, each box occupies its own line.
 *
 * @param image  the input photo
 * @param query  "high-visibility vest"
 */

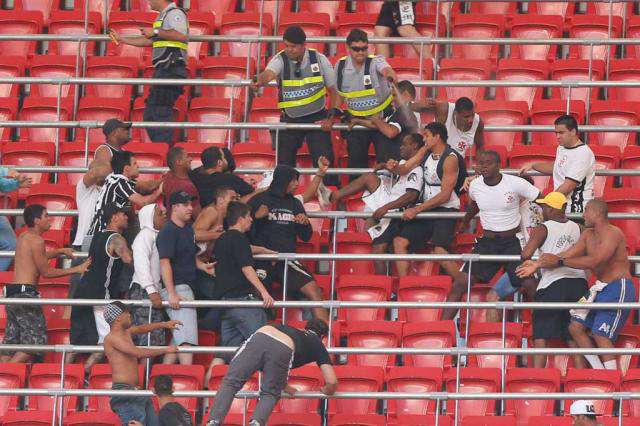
xmin=151 ymin=3 xmax=188 ymax=67
xmin=276 ymin=49 xmax=327 ymax=118
xmin=336 ymin=55 xmax=393 ymax=117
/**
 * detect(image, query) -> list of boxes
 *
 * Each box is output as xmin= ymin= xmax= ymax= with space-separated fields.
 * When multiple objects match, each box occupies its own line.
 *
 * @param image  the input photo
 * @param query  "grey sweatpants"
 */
xmin=208 ymin=332 xmax=294 ymax=426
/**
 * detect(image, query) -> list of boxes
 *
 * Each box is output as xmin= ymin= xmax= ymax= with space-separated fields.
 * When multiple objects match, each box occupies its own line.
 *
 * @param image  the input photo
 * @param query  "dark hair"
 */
xmin=153 ymin=375 xmax=174 ymax=397
xmin=201 ymin=146 xmax=223 ymax=169
xmin=404 ymin=133 xmax=425 ymax=148
xmin=166 ymin=146 xmax=185 ymax=170
xmin=479 ymin=149 xmax=501 ymax=165
xmin=24 ymin=204 xmax=46 ymax=227
xmin=454 ymin=97 xmax=474 ymax=113
xmin=396 ymin=80 xmax=416 ymax=99
xmin=111 ymin=151 xmax=134 ymax=175
xmin=424 ymin=121 xmax=448 ymax=142
xmin=346 ymin=28 xmax=368 ymax=45
xmin=283 ymin=25 xmax=306 ymax=44
xmin=305 ymin=318 xmax=329 ymax=337
xmin=213 ymin=186 xmax=234 ymax=203
xmin=226 ymin=201 xmax=251 ymax=227
xmin=554 ymin=114 xmax=579 ymax=132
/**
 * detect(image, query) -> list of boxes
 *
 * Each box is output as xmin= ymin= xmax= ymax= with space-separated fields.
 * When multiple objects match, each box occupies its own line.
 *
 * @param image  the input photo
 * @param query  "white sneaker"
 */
xmin=316 ymin=182 xmax=333 ymax=210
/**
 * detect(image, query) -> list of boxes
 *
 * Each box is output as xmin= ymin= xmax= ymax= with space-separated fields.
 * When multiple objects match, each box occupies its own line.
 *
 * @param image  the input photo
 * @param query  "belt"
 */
xmin=482 ymin=227 xmax=519 ymax=239
xmin=5 ymin=284 xmax=38 ymax=297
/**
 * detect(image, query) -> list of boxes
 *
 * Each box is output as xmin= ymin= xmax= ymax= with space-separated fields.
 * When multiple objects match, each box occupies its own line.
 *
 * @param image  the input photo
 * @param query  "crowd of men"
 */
xmin=0 ymin=7 xmax=634 ymax=425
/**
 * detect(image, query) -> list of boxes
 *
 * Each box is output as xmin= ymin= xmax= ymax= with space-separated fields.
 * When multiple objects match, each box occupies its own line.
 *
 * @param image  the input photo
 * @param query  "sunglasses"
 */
xmin=349 ymin=45 xmax=368 ymax=52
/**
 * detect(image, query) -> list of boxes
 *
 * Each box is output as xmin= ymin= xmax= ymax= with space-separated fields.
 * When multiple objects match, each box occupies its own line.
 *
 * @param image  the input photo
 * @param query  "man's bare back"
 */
xmin=583 ymin=225 xmax=631 ymax=283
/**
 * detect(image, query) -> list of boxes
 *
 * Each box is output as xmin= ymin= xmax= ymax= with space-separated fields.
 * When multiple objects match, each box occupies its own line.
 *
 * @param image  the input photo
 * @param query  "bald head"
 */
xmin=587 ymin=199 xmax=608 ymax=218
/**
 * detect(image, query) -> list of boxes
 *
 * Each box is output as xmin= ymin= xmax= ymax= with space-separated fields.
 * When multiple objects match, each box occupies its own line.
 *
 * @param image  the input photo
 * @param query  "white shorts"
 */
xmin=362 ymin=175 xmax=397 ymax=240
xmin=160 ymin=284 xmax=198 ymax=346
xmin=93 ymin=306 xmax=110 ymax=344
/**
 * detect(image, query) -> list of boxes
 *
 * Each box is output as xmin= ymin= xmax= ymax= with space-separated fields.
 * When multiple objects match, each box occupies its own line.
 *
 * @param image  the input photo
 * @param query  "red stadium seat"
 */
xmin=0 ymin=98 xmax=17 ymax=143
xmin=107 ymin=12 xmax=156 ymax=61
xmin=462 ymin=417 xmax=517 ymax=426
xmin=397 ymin=275 xmax=452 ymax=323
xmin=588 ymin=101 xmax=640 ymax=151
xmin=0 ymin=57 xmax=25 ymax=99
xmin=609 ymin=59 xmax=640 ymax=102
xmin=587 ymin=0 xmax=632 ymax=17
xmin=451 ymin=15 xmax=505 ymax=62
xmin=402 ymin=321 xmax=457 ymax=369
xmin=569 ymin=16 xmax=623 ymax=61
xmin=200 ymin=56 xmax=254 ymax=99
xmin=509 ymin=15 xmax=563 ymax=62
xmin=335 ymin=232 xmax=375 ymax=276
xmin=353 ymin=0 xmax=383 ymax=14
xmin=564 ymin=368 xmax=620 ymax=416
xmin=207 ymin=365 xmax=258 ymax=415
xmin=189 ymin=0 xmax=236 ymax=25
xmin=298 ymin=0 xmax=347 ymax=25
xmin=39 ymin=280 xmax=69 ymax=320
xmin=626 ymin=17 xmax=640 ymax=60
xmin=63 ymin=412 xmax=121 ymax=425
xmin=0 ymin=11 xmax=43 ymax=57
xmin=476 ymin=101 xmax=529 ymax=150
xmin=330 ymin=414 xmax=386 ymax=426
xmin=269 ymin=413 xmax=322 ymax=426
xmin=28 ymin=55 xmax=79 ymax=98
xmin=58 ymin=142 xmax=101 ymax=186
xmin=48 ymin=11 xmax=101 ymax=57
xmin=507 ymin=145 xmax=555 ymax=193
xmin=13 ymin=0 xmax=59 ymax=25
xmin=336 ymin=274 xmax=392 ymax=322
xmin=219 ymin=13 xmax=273 ymax=60
xmin=335 ymin=13 xmax=378 ymax=56
xmin=75 ymin=0 xmax=121 ymax=21
xmin=88 ymin=364 xmax=144 ymax=412
xmin=389 ymin=416 xmax=453 ymax=426
xmin=75 ymin=97 xmax=130 ymax=142
xmin=550 ymin=59 xmax=605 ymax=104
xmin=188 ymin=97 xmax=241 ymax=145
xmin=149 ymin=364 xmax=204 ymax=422
xmin=19 ymin=96 xmax=72 ymax=143
xmin=604 ymin=189 xmax=640 ymax=247
xmin=590 ymin=145 xmax=619 ymax=198
xmin=345 ymin=321 xmax=403 ymax=368
xmin=437 ymin=59 xmax=493 ymax=103
xmin=443 ymin=368 xmax=501 ymax=422
xmin=43 ymin=318 xmax=70 ymax=363
xmin=460 ymin=283 xmax=493 ymax=325
xmin=0 ymin=363 xmax=26 ymax=417
xmin=386 ymin=58 xmax=434 ymax=98
xmin=230 ymin=142 xmax=275 ymax=187
xmin=28 ymin=363 xmax=84 ymax=414
xmin=529 ymin=1 xmax=575 ymax=19
xmin=530 ymin=100 xmax=585 ymax=146
xmin=1 ymin=411 xmax=54 ymax=425
xmin=85 ymin=56 xmax=139 ymax=99
xmin=495 ymin=59 xmax=548 ymax=109
xmin=469 ymin=1 xmax=516 ymax=16
xmin=123 ymin=142 xmax=168 ymax=182
xmin=193 ymin=329 xmax=217 ymax=368
xmin=621 ymin=146 xmax=640 ymax=189
xmin=25 ymin=183 xmax=76 ymax=232
xmin=622 ymin=369 xmax=640 ymax=417
xmin=617 ymin=325 xmax=640 ymax=375
xmin=278 ymin=13 xmax=330 ymax=53
xmin=328 ymin=366 xmax=384 ymax=415
xmin=185 ymin=11 xmax=214 ymax=59
xmin=1 ymin=142 xmax=54 ymax=199
xmin=391 ymin=14 xmax=446 ymax=60
xmin=273 ymin=365 xmax=323 ymax=414
xmin=505 ymin=368 xmax=561 ymax=426
xmin=467 ymin=322 xmax=523 ymax=368
xmin=248 ymin=97 xmax=279 ymax=145
xmin=244 ymin=0 xmax=293 ymax=18
xmin=386 ymin=366 xmax=442 ymax=418
xmin=600 ymin=419 xmax=640 ymax=426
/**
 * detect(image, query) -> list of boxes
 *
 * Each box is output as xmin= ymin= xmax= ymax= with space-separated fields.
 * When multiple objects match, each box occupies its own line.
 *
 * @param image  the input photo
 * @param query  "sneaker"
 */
xmin=316 ymin=182 xmax=333 ymax=210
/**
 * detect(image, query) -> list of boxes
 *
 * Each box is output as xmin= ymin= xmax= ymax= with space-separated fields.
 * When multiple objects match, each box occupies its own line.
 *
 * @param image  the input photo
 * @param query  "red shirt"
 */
xmin=163 ymin=172 xmax=199 ymax=208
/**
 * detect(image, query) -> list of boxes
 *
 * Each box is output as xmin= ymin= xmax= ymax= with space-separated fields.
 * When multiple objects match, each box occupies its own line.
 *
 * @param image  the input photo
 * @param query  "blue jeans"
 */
xmin=0 ymin=216 xmax=16 ymax=272
xmin=220 ymin=295 xmax=267 ymax=363
xmin=110 ymin=383 xmax=159 ymax=426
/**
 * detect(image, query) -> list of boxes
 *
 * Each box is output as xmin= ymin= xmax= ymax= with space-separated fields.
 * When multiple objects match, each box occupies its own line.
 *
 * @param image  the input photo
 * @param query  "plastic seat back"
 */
xmin=107 ymin=12 xmax=156 ymax=60
xmin=336 ymin=274 xmax=392 ymax=323
xmin=48 ymin=11 xmax=101 ymax=56
xmin=0 ymin=11 xmax=43 ymax=57
xmin=564 ymin=368 xmax=620 ymax=416
xmin=530 ymin=100 xmax=585 ymax=146
xmin=437 ymin=59 xmax=492 ymax=103
xmin=402 ymin=321 xmax=456 ymax=369
xmin=346 ymin=321 xmax=402 ymax=368
xmin=451 ymin=15 xmax=504 ymax=62
xmin=335 ymin=232 xmax=375 ymax=276
xmin=75 ymin=97 xmax=130 ymax=142
xmin=588 ymin=101 xmax=640 ymax=151
xmin=187 ymin=97 xmax=239 ymax=145
xmin=476 ymin=100 xmax=528 ymax=150
xmin=273 ymin=365 xmax=323 ymax=414
xmin=328 ymin=366 xmax=384 ymax=415
xmin=0 ymin=363 xmax=26 ymax=417
xmin=85 ymin=56 xmax=139 ymax=99
xmin=29 ymin=55 xmax=79 ymax=98
xmin=505 ymin=368 xmax=561 ymax=425
xmin=0 ymin=57 xmax=25 ymax=98
xmin=219 ymin=13 xmax=273 ymax=60
xmin=444 ymin=368 xmax=501 ymax=422
xmin=467 ymin=322 xmax=523 ymax=368
xmin=509 ymin=15 xmax=563 ymax=61
xmin=386 ymin=367 xmax=442 ymax=417
xmin=495 ymin=59 xmax=548 ymax=109
xmin=550 ymin=60 xmax=605 ymax=104
xmin=200 ymin=56 xmax=254 ymax=99
xmin=609 ymin=59 xmax=640 ymax=102
xmin=19 ymin=96 xmax=71 ymax=143
xmin=397 ymin=276 xmax=452 ymax=323
xmin=569 ymin=16 xmax=622 ymax=61
xmin=28 ymin=363 xmax=84 ymax=413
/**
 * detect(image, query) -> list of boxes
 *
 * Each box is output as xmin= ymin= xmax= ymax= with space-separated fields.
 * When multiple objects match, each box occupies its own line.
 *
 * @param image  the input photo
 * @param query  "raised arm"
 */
xmin=193 ymin=207 xmax=223 ymax=243
xmin=387 ymin=146 xmax=428 ymax=176
xmin=520 ymin=225 xmax=548 ymax=261
xmin=33 ymin=239 xmax=90 ymax=278
xmin=300 ymin=156 xmax=329 ymax=203
xmin=108 ymin=333 xmax=175 ymax=359
xmin=107 ymin=234 xmax=133 ymax=264
xmin=129 ymin=320 xmax=181 ymax=336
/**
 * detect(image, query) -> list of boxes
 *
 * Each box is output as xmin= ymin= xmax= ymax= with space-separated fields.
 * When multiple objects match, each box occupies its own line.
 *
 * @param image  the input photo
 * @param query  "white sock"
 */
xmin=585 ymin=354 xmax=605 ymax=369
xmin=604 ymin=360 xmax=617 ymax=370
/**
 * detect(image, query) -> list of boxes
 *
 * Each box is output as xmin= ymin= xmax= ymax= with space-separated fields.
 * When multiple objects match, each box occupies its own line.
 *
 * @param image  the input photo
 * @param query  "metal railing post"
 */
xmin=586 ymin=43 xmax=594 ymax=124
xmin=281 ymin=259 xmax=289 ymax=324
xmin=565 ymin=86 xmax=572 ymax=114
xmin=145 ymin=302 xmax=153 ymax=387
xmin=327 ymin=218 xmax=339 ymax=348
xmin=464 ymin=259 xmax=472 ymax=342
xmin=274 ymin=128 xmax=280 ymax=164
xmin=55 ymin=82 xmax=63 ymax=173
xmin=57 ymin=348 xmax=67 ymax=426
xmin=500 ymin=306 xmax=507 ymax=415
xmin=84 ymin=130 xmax=90 ymax=167
xmin=227 ymin=94 xmax=234 ymax=149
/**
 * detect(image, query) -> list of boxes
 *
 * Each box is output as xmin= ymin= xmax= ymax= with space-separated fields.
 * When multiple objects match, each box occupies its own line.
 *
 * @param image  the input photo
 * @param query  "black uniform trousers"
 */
xmin=143 ymin=63 xmax=187 ymax=144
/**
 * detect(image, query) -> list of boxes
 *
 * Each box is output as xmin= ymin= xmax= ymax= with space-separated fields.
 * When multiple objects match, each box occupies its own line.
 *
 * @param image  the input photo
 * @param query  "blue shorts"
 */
xmin=492 ymin=272 xmax=518 ymax=299
xmin=573 ymin=278 xmax=636 ymax=341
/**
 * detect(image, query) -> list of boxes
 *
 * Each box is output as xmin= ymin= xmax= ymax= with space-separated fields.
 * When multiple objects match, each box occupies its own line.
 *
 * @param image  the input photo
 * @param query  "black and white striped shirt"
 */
xmin=88 ymin=173 xmax=137 ymax=235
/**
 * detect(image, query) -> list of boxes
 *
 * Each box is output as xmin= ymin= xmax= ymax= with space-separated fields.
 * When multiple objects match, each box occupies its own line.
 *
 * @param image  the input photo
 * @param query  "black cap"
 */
xmin=103 ymin=203 xmax=129 ymax=223
xmin=283 ymin=25 xmax=306 ymax=44
xmin=169 ymin=190 xmax=197 ymax=206
xmin=102 ymin=118 xmax=131 ymax=137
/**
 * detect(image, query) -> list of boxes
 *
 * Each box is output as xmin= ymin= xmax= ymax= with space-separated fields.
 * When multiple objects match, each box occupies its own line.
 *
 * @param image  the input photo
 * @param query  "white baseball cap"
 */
xmin=570 ymin=400 xmax=596 ymax=416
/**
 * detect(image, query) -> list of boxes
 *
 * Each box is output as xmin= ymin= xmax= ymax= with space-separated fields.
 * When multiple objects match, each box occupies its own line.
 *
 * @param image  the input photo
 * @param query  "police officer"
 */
xmin=251 ymin=25 xmax=337 ymax=185
xmin=109 ymin=0 xmax=188 ymax=144
xmin=326 ymin=29 xmax=398 ymax=172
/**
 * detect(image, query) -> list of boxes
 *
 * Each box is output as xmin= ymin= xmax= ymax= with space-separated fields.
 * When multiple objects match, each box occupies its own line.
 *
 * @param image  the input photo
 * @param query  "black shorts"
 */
xmin=532 ymin=277 xmax=589 ymax=341
xmin=70 ymin=305 xmax=99 ymax=345
xmin=256 ymin=260 xmax=314 ymax=293
xmin=375 ymin=1 xmax=416 ymax=32
xmin=462 ymin=235 xmax=523 ymax=286
xmin=371 ymin=220 xmax=401 ymax=246
xmin=397 ymin=208 xmax=458 ymax=251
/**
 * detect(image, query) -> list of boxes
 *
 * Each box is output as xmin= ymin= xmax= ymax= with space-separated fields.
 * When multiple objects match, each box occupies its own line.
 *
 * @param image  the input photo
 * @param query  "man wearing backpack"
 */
xmin=389 ymin=121 xmax=467 ymax=278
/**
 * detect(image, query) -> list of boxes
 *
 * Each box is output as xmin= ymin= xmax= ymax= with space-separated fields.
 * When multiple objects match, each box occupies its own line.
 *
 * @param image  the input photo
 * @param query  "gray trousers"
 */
xmin=208 ymin=332 xmax=294 ymax=426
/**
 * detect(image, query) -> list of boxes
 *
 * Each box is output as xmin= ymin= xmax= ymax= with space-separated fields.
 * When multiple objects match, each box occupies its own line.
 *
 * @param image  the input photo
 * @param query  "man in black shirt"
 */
xmin=153 ymin=374 xmax=193 ymax=426
xmin=206 ymin=319 xmax=337 ymax=426
xmin=249 ymin=165 xmax=328 ymax=322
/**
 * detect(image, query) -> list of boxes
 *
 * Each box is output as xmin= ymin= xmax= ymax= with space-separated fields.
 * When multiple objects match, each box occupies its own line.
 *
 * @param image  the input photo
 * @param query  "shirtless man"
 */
xmin=517 ymin=199 xmax=636 ymax=370
xmin=194 ymin=186 xmax=237 ymax=251
xmin=0 ymin=204 xmax=90 ymax=363
xmin=103 ymin=301 xmax=180 ymax=425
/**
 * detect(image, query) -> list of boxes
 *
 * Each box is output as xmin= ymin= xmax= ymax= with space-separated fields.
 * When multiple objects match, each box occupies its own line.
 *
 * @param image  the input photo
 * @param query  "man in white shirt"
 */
xmin=520 ymin=115 xmax=595 ymax=214
xmin=73 ymin=161 xmax=111 ymax=251
xmin=318 ymin=134 xmax=423 ymax=274
xmin=442 ymin=150 xmax=540 ymax=320
xmin=127 ymin=203 xmax=168 ymax=347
